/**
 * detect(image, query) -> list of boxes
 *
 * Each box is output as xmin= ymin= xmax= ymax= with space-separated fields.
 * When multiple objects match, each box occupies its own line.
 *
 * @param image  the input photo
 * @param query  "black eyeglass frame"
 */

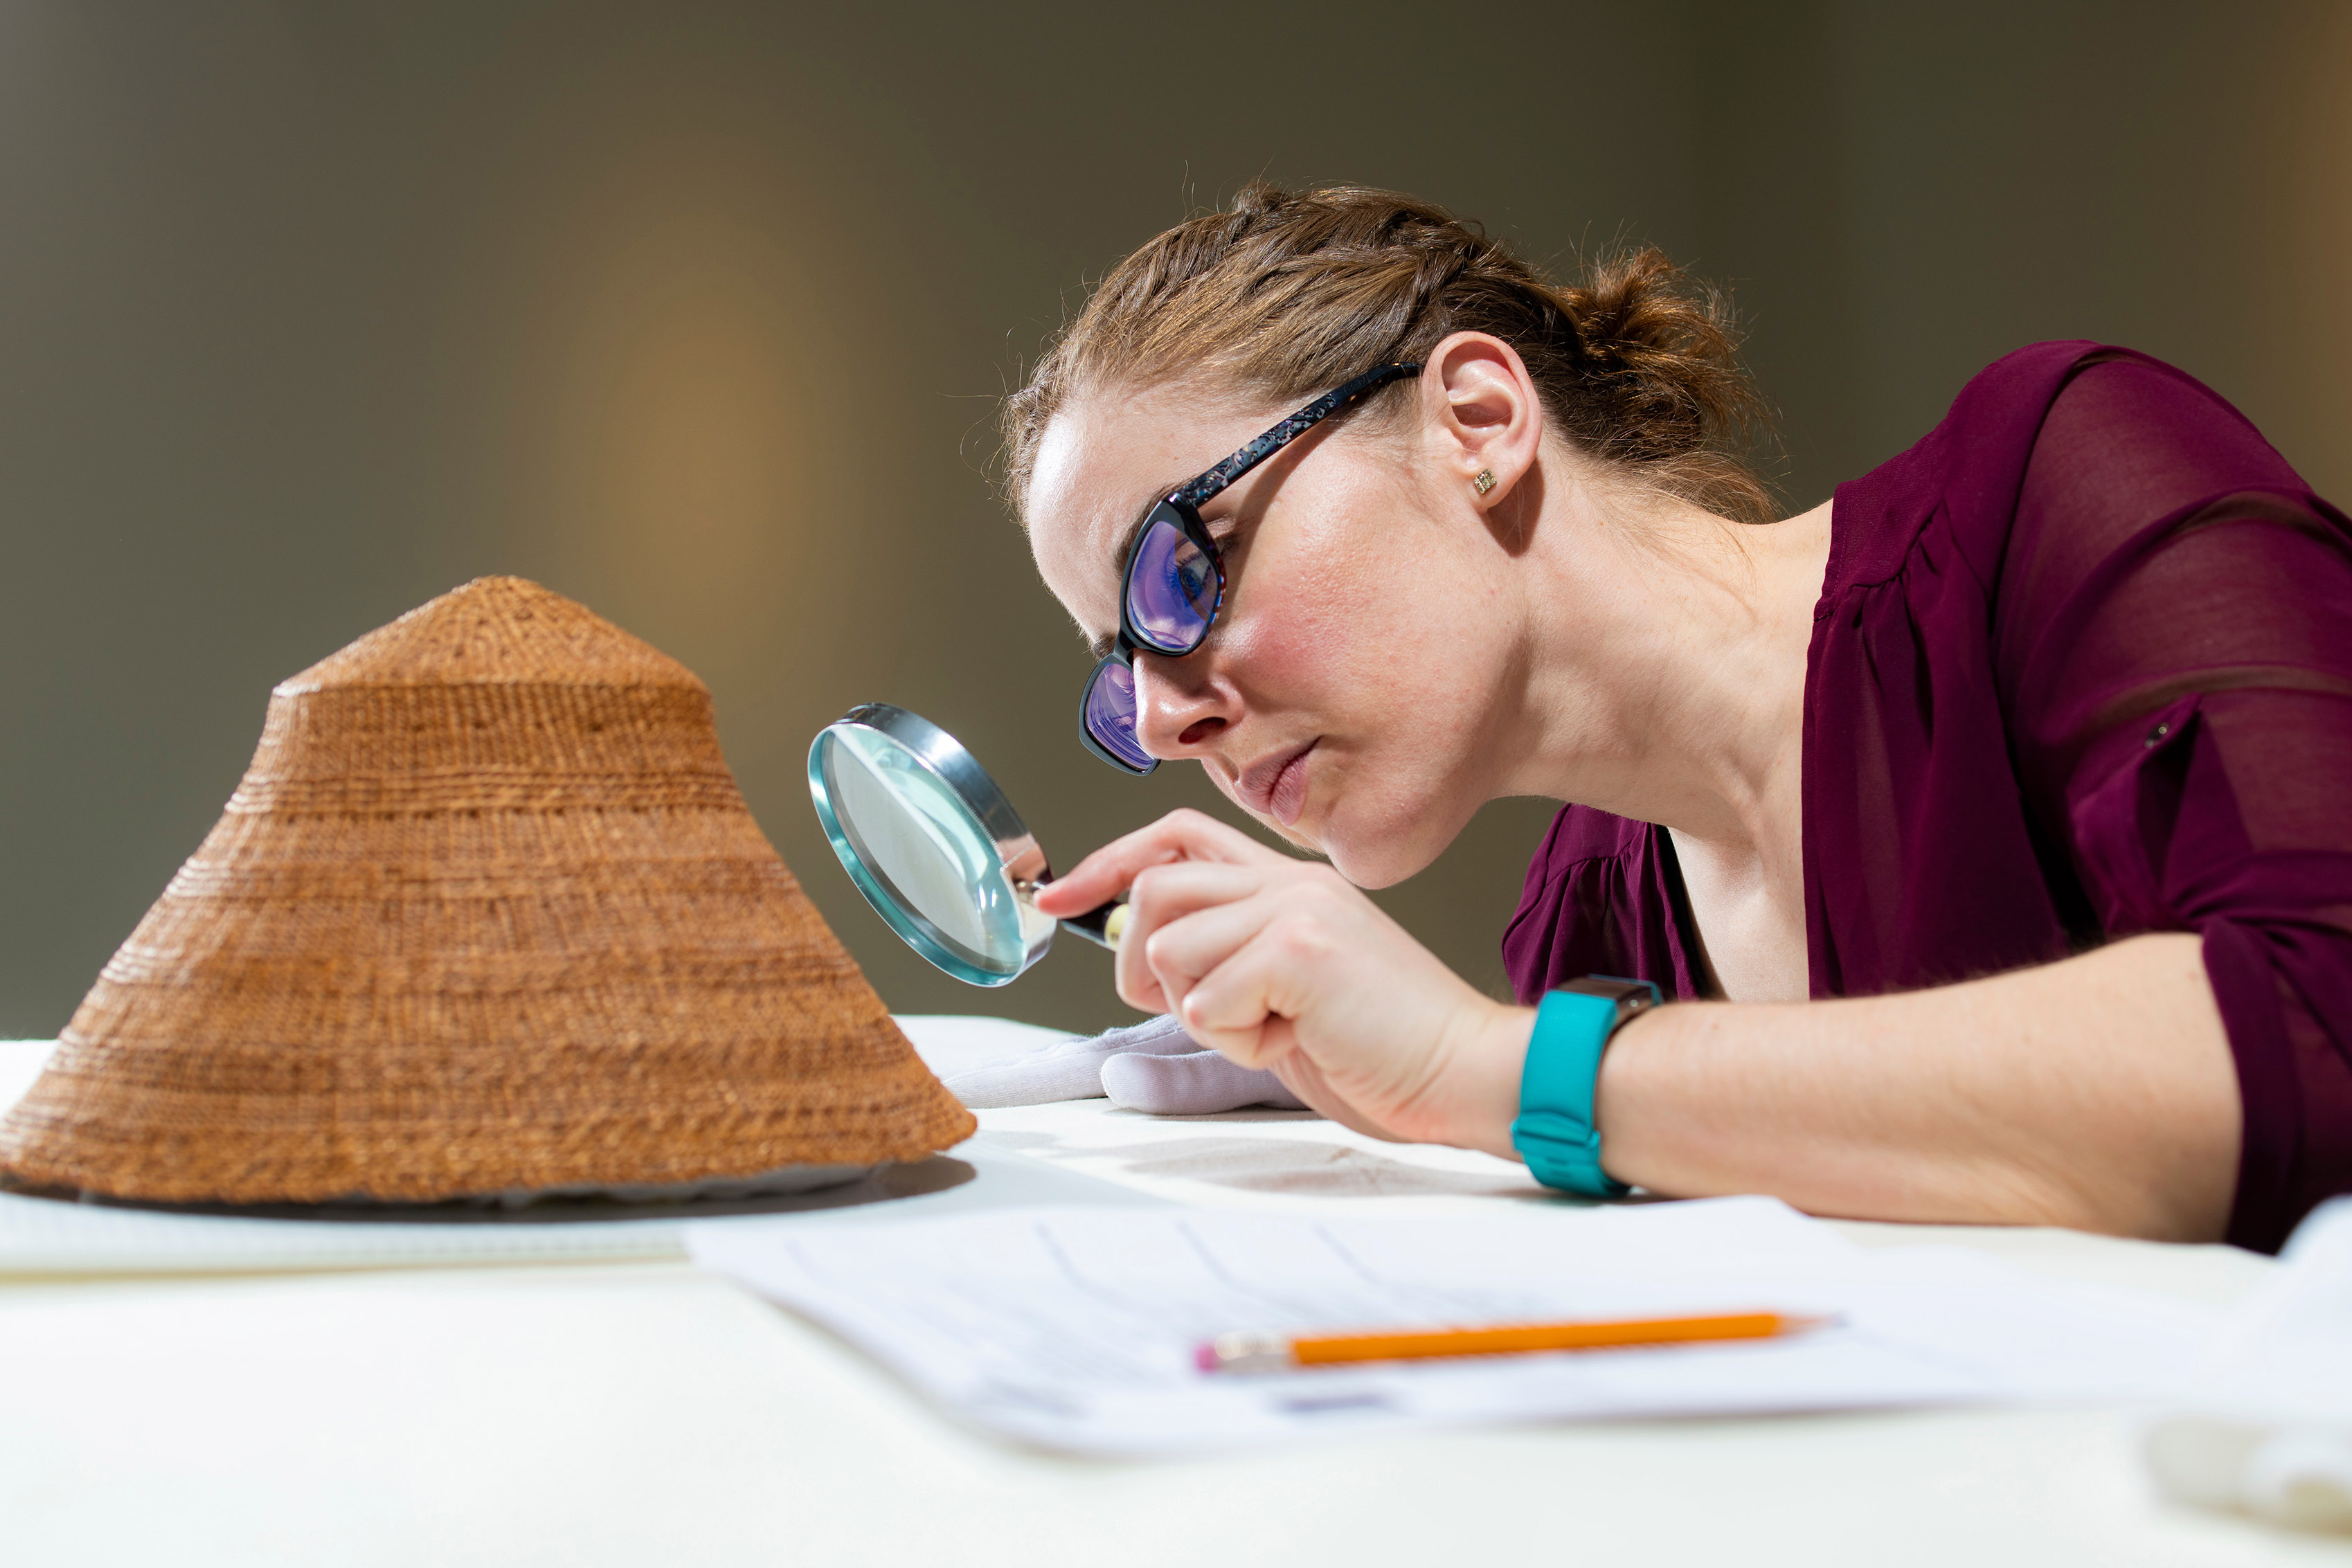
xmin=1077 ymin=361 xmax=1425 ymax=775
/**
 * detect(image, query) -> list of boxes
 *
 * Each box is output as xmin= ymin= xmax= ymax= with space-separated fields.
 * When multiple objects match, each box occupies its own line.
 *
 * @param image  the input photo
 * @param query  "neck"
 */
xmin=1501 ymin=466 xmax=1833 ymax=860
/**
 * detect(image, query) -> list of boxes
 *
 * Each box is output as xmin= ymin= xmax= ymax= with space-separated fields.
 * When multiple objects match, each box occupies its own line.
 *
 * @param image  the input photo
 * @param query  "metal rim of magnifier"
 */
xmin=808 ymin=703 xmax=1055 ymax=986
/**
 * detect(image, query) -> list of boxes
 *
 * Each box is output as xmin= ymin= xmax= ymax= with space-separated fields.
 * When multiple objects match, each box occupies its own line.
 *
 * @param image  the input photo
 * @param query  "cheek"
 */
xmin=1215 ymin=564 xmax=1376 ymax=709
xmin=1222 ymin=530 xmax=1461 ymax=714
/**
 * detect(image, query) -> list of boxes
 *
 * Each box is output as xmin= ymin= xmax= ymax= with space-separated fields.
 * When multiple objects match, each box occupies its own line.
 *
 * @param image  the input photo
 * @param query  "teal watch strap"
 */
xmin=1512 ymin=980 xmax=1660 ymax=1198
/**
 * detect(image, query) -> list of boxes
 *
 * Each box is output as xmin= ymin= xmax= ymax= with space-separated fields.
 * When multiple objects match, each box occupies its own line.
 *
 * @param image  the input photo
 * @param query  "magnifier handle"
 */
xmin=1058 ymin=901 xmax=1131 ymax=952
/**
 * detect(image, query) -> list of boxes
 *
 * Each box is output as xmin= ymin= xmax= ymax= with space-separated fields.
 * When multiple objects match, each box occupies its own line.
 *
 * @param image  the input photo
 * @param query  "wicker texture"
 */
xmin=0 ymin=577 xmax=974 ymax=1204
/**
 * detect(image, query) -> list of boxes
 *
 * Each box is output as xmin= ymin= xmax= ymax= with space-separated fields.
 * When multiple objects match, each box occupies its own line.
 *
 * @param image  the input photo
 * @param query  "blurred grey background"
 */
xmin=0 ymin=1 xmax=2344 ymax=1036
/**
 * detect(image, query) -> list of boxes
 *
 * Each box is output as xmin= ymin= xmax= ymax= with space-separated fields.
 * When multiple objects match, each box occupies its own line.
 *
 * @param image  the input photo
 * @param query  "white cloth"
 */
xmin=2144 ymin=1197 xmax=2352 ymax=1533
xmin=940 ymin=1014 xmax=1309 ymax=1115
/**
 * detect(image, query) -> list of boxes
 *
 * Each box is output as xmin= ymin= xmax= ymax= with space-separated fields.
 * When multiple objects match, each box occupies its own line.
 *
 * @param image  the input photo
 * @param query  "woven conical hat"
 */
xmin=0 ymin=577 xmax=974 ymax=1205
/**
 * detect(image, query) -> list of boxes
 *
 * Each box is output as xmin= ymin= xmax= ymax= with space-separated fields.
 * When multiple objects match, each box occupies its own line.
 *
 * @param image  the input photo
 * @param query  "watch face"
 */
xmin=1566 ymin=975 xmax=1662 ymax=1009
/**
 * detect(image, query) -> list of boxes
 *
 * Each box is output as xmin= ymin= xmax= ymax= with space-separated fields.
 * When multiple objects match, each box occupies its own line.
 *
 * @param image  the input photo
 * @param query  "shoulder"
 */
xmin=2025 ymin=352 xmax=2305 ymax=507
xmin=1504 ymin=802 xmax=1657 ymax=958
xmin=1520 ymin=802 xmax=1653 ymax=885
xmin=1826 ymin=342 xmax=2265 ymax=595
xmin=1502 ymin=804 xmax=1690 ymax=1005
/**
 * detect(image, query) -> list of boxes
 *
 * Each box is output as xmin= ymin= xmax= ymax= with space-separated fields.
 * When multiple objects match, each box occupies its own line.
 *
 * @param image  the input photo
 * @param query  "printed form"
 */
xmin=688 ymin=1197 xmax=2216 ymax=1453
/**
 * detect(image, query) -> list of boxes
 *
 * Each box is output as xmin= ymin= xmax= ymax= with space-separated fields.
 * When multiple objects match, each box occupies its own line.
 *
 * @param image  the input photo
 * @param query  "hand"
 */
xmin=1033 ymin=809 xmax=1534 ymax=1157
xmin=938 ymin=1012 xmax=1309 ymax=1114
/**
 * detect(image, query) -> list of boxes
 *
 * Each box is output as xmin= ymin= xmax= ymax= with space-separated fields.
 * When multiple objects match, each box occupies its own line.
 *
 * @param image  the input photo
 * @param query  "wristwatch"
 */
xmin=1510 ymin=975 xmax=1662 ymax=1198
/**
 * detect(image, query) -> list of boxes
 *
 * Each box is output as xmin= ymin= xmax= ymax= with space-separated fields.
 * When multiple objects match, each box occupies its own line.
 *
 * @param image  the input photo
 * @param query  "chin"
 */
xmin=1264 ymin=819 xmax=1324 ymax=856
xmin=1324 ymin=841 xmax=1428 ymax=890
xmin=1315 ymin=803 xmax=1456 ymax=890
xmin=1219 ymin=759 xmax=1466 ymax=886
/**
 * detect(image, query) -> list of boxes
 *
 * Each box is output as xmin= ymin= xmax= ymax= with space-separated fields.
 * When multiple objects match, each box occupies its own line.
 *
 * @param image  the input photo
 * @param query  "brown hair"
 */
xmin=1002 ymin=183 xmax=1776 ymax=526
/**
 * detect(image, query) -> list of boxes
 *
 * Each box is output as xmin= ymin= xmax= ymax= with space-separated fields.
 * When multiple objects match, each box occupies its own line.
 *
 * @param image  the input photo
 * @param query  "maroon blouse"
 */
xmin=1502 ymin=343 xmax=2352 ymax=1252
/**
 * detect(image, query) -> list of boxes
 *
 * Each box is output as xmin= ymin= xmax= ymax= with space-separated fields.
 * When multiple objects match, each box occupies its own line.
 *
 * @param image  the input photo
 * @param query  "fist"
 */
xmin=1033 ymin=809 xmax=1532 ymax=1157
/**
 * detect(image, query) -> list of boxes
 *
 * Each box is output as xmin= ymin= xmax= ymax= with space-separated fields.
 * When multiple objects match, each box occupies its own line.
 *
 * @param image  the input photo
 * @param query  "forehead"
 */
xmin=1025 ymin=381 xmax=1281 ymax=638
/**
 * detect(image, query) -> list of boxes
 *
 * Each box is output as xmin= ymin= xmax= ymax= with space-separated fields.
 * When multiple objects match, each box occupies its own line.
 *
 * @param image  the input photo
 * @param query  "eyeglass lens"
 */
xmin=1083 ymin=656 xmax=1155 ymax=771
xmin=1125 ymin=512 xmax=1219 ymax=655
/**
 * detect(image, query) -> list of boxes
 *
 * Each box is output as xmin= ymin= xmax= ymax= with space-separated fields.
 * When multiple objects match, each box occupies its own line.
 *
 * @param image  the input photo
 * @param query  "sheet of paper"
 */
xmin=689 ymin=1200 xmax=2218 ymax=1454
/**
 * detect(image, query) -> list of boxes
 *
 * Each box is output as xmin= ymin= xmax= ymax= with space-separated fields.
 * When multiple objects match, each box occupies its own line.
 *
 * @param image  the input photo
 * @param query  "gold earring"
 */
xmin=1473 ymin=469 xmax=1497 ymax=496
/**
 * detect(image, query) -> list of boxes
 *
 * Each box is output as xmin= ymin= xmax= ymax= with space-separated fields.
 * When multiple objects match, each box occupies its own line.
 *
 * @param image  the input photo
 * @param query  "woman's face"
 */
xmin=1026 ymin=379 xmax=1524 ymax=889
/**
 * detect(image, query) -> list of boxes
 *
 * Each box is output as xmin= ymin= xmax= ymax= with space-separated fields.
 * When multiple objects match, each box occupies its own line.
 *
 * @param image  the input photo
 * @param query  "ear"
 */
xmin=1419 ymin=331 xmax=1543 ymax=510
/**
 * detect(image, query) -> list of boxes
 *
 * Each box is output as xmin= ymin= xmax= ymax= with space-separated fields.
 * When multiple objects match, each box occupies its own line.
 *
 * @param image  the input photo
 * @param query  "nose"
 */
xmin=1130 ymin=649 xmax=1233 ymax=760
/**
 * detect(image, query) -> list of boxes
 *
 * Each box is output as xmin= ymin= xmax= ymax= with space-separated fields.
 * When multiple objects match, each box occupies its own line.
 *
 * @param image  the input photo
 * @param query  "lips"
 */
xmin=1237 ymin=741 xmax=1316 ymax=827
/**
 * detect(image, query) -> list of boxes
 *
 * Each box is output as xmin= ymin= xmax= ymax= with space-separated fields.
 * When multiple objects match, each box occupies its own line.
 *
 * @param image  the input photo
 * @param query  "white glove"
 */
xmin=940 ymin=1013 xmax=1310 ymax=1115
xmin=2144 ymin=1196 xmax=2352 ymax=1533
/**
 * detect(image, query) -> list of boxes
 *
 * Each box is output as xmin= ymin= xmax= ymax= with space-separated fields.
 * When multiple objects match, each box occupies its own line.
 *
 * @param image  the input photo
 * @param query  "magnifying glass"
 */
xmin=808 ymin=703 xmax=1129 ymax=986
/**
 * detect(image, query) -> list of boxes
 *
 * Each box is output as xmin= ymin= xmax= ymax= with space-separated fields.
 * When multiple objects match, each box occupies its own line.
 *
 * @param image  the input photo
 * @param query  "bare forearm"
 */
xmin=1587 ymin=934 xmax=2243 ymax=1239
xmin=1075 ymin=812 xmax=2245 ymax=1241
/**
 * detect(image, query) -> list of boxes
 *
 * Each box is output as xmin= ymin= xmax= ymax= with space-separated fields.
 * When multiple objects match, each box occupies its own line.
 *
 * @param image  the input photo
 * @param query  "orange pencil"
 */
xmin=1196 ymin=1311 xmax=1834 ymax=1373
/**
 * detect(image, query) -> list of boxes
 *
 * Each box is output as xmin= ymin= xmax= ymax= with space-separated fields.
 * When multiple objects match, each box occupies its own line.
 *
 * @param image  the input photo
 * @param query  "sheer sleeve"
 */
xmin=2001 ymin=355 xmax=2352 ymax=1251
xmin=1502 ymin=809 xmax=1705 ymax=1007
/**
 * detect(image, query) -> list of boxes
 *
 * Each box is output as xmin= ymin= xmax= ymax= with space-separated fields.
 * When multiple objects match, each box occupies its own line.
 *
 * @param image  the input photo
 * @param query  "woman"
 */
xmin=1007 ymin=183 xmax=2352 ymax=1252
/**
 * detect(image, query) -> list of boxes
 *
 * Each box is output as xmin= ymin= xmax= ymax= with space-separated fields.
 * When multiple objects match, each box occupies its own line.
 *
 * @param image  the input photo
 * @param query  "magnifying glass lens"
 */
xmin=811 ymin=723 xmax=1038 ymax=984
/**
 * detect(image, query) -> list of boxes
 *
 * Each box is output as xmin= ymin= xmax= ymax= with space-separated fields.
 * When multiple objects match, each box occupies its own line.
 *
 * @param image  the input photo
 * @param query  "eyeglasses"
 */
xmin=1077 ymin=361 xmax=1423 ymax=773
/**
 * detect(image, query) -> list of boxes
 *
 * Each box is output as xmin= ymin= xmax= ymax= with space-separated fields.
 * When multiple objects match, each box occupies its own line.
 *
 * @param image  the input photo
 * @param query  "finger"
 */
xmin=1172 ymin=914 xmax=1328 ymax=1068
xmin=1133 ymin=1000 xmax=1384 ymax=1138
xmin=1033 ymin=808 xmax=1289 ymax=915
xmin=1119 ymin=865 xmax=1277 ymax=1014
xmin=1124 ymin=860 xmax=1273 ymax=919
xmin=1131 ymin=890 xmax=1282 ymax=1024
xmin=1114 ymin=862 xmax=1273 ymax=1011
xmin=1181 ymin=923 xmax=1436 ymax=1146
xmin=1041 ymin=810 xmax=1279 ymax=916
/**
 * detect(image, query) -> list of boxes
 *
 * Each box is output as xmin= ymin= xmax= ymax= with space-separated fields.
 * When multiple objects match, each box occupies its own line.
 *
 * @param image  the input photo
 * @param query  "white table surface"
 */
xmin=0 ymin=1021 xmax=2332 ymax=1567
